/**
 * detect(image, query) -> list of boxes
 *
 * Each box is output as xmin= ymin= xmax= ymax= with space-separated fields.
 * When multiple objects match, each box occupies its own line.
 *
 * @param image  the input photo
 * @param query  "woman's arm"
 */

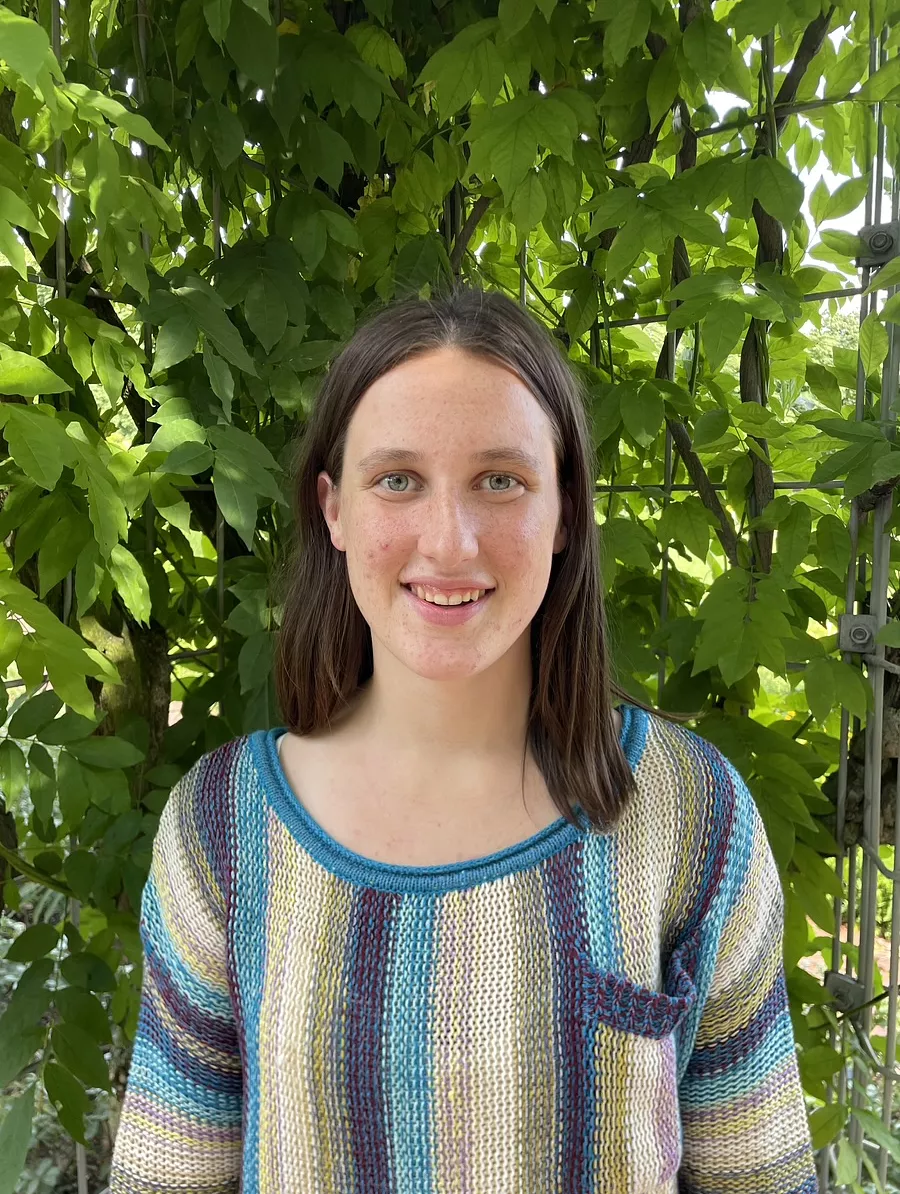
xmin=678 ymin=755 xmax=817 ymax=1194
xmin=109 ymin=764 xmax=243 ymax=1192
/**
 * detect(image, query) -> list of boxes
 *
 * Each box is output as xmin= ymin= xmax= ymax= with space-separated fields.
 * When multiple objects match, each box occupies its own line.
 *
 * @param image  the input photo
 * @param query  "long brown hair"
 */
xmin=273 ymin=283 xmax=658 ymax=833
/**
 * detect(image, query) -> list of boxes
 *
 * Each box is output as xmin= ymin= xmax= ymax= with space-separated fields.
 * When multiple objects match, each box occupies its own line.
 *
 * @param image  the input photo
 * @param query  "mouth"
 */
xmin=401 ymin=583 xmax=494 ymax=607
xmin=400 ymin=583 xmax=495 ymax=621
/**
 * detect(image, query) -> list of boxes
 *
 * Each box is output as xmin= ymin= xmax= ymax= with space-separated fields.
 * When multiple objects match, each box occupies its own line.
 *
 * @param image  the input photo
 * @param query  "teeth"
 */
xmin=412 ymin=586 xmax=485 ymax=605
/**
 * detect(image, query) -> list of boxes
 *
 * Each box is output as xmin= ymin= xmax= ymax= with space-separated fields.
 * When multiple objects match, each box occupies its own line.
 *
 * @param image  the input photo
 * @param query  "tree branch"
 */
xmin=450 ymin=194 xmax=493 ymax=273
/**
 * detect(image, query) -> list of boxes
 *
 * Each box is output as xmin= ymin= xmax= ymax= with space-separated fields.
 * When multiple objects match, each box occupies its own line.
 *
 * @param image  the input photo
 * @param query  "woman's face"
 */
xmin=317 ymin=346 xmax=569 ymax=682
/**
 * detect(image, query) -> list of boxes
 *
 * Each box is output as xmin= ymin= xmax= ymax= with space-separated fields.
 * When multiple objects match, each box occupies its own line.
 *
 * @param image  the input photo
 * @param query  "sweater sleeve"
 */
xmin=109 ymin=765 xmax=243 ymax=1192
xmin=677 ymin=755 xmax=817 ymax=1194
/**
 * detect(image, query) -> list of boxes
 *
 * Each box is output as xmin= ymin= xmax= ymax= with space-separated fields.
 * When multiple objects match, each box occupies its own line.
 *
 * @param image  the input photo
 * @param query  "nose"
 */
xmin=416 ymin=488 xmax=480 ymax=563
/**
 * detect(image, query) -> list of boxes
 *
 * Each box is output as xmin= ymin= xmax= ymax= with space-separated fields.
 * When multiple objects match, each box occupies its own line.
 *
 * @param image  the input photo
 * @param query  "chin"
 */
xmin=396 ymin=646 xmax=496 ymax=682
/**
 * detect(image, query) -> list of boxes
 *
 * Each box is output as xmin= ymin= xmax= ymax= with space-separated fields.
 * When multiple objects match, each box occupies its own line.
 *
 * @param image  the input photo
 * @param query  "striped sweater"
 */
xmin=109 ymin=703 xmax=817 ymax=1193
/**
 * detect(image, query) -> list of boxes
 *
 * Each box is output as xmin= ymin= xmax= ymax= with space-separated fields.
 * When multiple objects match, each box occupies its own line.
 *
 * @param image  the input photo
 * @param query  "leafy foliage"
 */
xmin=0 ymin=0 xmax=898 ymax=1188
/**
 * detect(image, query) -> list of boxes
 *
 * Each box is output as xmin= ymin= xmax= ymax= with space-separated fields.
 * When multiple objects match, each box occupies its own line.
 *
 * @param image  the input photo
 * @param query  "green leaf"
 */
xmin=858 ymin=311 xmax=889 ymax=375
xmin=605 ymin=0 xmax=651 ymax=68
xmin=239 ymin=630 xmax=273 ymax=693
xmin=808 ymin=177 xmax=830 ymax=228
xmin=51 ymin=1023 xmax=110 ymax=1091
xmin=646 ymin=44 xmax=680 ymax=129
xmin=414 ymin=20 xmax=503 ymax=117
xmin=875 ymin=621 xmax=900 ymax=646
xmin=658 ymin=496 xmax=711 ymax=559
xmin=6 ymin=923 xmax=59 ymax=963
xmin=701 ymin=301 xmax=745 ymax=373
xmin=585 ymin=186 xmax=639 ymax=237
xmin=511 ymin=171 xmax=547 ymax=238
xmin=224 ymin=1 xmax=278 ymax=90
xmin=828 ymin=659 xmax=870 ymax=719
xmin=59 ymin=951 xmax=117 ymax=993
xmin=191 ymin=101 xmax=244 ymax=168
xmin=808 ymin=1102 xmax=847 ymax=1150
xmin=620 ymin=382 xmax=663 ymax=447
xmin=857 ymin=55 xmax=900 ymax=101
xmin=692 ymin=408 xmax=730 ymax=447
xmin=202 ymin=345 xmax=234 ymax=415
xmin=797 ymin=1043 xmax=844 ymax=1083
xmin=667 ymin=270 xmax=740 ymax=302
xmin=815 ymin=513 xmax=850 ymax=579
xmin=728 ymin=0 xmax=781 ymax=39
xmin=0 ymin=1086 xmax=35 ymax=1194
xmin=178 ymin=287 xmax=257 ymax=374
xmin=834 ymin=1139 xmax=857 ymax=1185
xmin=153 ymin=318 xmax=198 ymax=374
xmin=465 ymin=93 xmax=578 ymax=202
xmin=8 ymin=689 xmax=63 ymax=739
xmin=775 ymin=501 xmax=811 ymax=572
xmin=160 ymin=441 xmax=214 ymax=476
xmin=751 ymin=155 xmax=803 ymax=227
xmin=804 ymin=657 xmax=834 ymax=724
xmin=0 ymin=185 xmax=43 ymax=234
xmin=108 ymin=544 xmax=151 ymax=625
xmin=852 ymin=1108 xmax=900 ymax=1161
xmin=790 ymin=871 xmax=834 ymax=933
xmin=605 ymin=215 xmax=646 ymax=283
xmin=65 ymin=736 xmax=145 ymax=769
xmin=498 ymin=0 xmax=536 ymax=39
xmin=823 ymin=173 xmax=869 ymax=222
xmin=681 ymin=13 xmax=732 ymax=85
xmin=0 ymin=9 xmax=61 ymax=93
xmin=863 ymin=254 xmax=900 ymax=294
xmin=44 ymin=1062 xmax=89 ymax=1145
xmin=203 ymin=0 xmax=231 ymax=43
xmin=244 ymin=277 xmax=288 ymax=352
xmin=0 ymin=349 xmax=70 ymax=396
xmin=0 ymin=1023 xmax=43 ymax=1089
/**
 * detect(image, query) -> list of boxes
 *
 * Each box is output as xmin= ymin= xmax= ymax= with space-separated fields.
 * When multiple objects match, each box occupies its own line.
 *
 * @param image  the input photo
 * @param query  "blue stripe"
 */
xmin=384 ymin=894 xmax=436 ymax=1194
xmin=232 ymin=743 xmax=271 ymax=1192
xmin=141 ymin=881 xmax=235 ymax=1019
xmin=128 ymin=1044 xmax=243 ymax=1123
xmin=679 ymin=1009 xmax=797 ymax=1108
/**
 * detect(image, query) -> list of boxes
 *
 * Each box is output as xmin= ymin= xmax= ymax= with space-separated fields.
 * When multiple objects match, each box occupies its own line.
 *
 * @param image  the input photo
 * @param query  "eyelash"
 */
xmin=375 ymin=472 xmax=523 ymax=495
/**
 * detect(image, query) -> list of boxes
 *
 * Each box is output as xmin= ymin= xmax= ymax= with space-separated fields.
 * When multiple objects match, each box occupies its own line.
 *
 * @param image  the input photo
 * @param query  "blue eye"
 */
xmin=379 ymin=473 xmax=412 ymax=492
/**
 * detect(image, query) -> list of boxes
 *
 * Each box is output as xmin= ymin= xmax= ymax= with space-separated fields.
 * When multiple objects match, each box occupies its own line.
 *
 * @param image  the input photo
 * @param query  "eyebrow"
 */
xmin=355 ymin=447 xmax=544 ymax=473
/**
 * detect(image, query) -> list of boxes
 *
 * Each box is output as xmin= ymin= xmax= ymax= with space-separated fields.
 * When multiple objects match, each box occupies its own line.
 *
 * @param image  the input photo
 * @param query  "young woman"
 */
xmin=110 ymin=286 xmax=817 ymax=1193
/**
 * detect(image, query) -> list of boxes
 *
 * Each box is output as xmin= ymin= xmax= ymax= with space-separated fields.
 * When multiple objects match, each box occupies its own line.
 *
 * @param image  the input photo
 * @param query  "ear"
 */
xmin=553 ymin=489 xmax=571 ymax=554
xmin=317 ymin=471 xmax=346 ymax=551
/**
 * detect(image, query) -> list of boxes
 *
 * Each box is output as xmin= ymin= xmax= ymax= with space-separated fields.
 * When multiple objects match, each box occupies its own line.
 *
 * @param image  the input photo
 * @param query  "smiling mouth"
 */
xmin=402 ymin=583 xmax=495 ymax=607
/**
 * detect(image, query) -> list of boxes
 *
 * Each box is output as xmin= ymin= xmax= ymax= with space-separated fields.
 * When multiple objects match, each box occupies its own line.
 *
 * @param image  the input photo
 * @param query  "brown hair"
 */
xmin=273 ymin=282 xmax=663 ymax=833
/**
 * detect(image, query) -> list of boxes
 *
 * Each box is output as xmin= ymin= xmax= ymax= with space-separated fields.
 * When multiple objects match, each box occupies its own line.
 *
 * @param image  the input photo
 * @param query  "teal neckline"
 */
xmin=249 ymin=703 xmax=648 ymax=895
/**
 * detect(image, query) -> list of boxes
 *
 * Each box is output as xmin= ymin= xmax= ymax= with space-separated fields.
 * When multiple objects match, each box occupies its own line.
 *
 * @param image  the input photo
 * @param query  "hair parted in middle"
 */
xmin=273 ymin=281 xmax=668 ymax=834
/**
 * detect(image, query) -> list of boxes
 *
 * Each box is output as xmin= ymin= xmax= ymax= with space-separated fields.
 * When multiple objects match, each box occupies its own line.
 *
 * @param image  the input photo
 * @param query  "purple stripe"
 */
xmin=139 ymin=989 xmax=242 ymax=1095
xmin=543 ymin=842 xmax=591 ymax=1194
xmin=124 ymin=1091 xmax=242 ymax=1141
xmin=145 ymin=950 xmax=241 ymax=1055
xmin=687 ymin=969 xmax=790 ymax=1077
xmin=345 ymin=886 xmax=399 ymax=1194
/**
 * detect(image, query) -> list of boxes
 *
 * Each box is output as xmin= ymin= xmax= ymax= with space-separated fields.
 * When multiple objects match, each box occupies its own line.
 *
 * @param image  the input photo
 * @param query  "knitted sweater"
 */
xmin=109 ymin=704 xmax=817 ymax=1194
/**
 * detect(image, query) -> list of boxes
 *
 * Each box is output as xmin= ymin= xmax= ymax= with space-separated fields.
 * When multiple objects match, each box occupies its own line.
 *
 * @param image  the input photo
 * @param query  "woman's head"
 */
xmin=273 ymin=284 xmax=637 ymax=830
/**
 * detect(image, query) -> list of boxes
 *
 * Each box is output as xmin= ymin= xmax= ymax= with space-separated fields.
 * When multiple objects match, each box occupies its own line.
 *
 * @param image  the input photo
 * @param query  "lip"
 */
xmin=401 ymin=583 xmax=493 ymax=625
xmin=401 ymin=578 xmax=495 ymax=593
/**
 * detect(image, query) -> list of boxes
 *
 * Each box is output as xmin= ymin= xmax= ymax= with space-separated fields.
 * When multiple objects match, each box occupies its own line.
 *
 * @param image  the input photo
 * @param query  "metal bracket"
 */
xmin=824 ymin=970 xmax=867 ymax=1014
xmin=856 ymin=222 xmax=900 ymax=267
xmin=839 ymin=613 xmax=878 ymax=653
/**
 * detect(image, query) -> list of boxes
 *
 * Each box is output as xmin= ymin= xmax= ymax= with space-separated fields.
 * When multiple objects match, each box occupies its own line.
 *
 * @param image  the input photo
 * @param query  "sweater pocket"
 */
xmin=571 ymin=931 xmax=700 ymax=1191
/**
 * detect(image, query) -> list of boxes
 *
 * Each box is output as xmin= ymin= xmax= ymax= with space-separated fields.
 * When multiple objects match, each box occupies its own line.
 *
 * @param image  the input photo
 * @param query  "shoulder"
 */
xmin=157 ymin=731 xmax=256 ymax=906
xmin=619 ymin=705 xmax=753 ymax=934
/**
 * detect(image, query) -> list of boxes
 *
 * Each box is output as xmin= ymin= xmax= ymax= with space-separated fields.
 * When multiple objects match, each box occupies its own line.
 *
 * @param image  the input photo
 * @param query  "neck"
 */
xmin=349 ymin=635 xmax=533 ymax=763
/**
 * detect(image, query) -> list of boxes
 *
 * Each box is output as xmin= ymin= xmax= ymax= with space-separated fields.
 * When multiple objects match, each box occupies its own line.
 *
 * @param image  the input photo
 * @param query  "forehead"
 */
xmin=346 ymin=347 xmax=558 ymax=455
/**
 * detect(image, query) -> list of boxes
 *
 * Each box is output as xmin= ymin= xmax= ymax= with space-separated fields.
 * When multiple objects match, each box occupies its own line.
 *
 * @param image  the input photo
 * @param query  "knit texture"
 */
xmin=109 ymin=704 xmax=817 ymax=1194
